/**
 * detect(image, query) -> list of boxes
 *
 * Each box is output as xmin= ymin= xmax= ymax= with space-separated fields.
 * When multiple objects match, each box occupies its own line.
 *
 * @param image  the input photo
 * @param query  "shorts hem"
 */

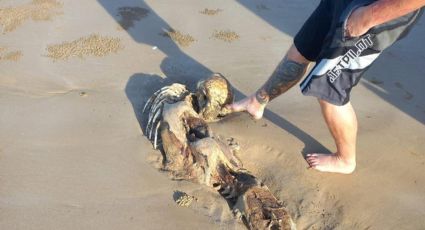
xmin=302 ymin=90 xmax=348 ymax=106
xmin=293 ymin=38 xmax=317 ymax=62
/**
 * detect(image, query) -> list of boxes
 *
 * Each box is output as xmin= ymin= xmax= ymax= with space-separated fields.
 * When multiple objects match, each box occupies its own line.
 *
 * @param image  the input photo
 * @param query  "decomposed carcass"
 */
xmin=142 ymin=73 xmax=295 ymax=230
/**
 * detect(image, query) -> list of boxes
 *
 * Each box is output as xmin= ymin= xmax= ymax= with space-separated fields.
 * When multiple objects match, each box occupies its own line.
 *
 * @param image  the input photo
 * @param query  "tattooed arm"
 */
xmin=255 ymin=56 xmax=308 ymax=104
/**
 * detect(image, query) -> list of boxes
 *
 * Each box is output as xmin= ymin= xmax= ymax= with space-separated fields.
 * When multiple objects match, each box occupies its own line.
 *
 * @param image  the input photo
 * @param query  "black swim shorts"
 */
xmin=295 ymin=0 xmax=423 ymax=105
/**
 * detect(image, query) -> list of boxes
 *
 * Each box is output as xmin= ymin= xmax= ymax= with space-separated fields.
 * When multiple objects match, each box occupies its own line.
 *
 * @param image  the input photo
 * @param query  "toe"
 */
xmin=306 ymin=157 xmax=317 ymax=164
xmin=307 ymin=164 xmax=317 ymax=169
xmin=306 ymin=156 xmax=317 ymax=161
xmin=307 ymin=159 xmax=318 ymax=166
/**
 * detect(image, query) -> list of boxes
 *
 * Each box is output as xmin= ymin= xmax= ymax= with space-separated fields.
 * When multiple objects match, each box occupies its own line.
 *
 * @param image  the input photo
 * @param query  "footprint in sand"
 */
xmin=290 ymin=186 xmax=345 ymax=229
xmin=0 ymin=0 xmax=62 ymax=33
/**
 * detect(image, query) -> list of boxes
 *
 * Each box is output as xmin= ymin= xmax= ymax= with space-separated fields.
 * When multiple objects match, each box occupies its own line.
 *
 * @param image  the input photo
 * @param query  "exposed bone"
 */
xmin=143 ymin=83 xmax=188 ymax=116
xmin=143 ymin=84 xmax=190 ymax=139
xmin=153 ymin=120 xmax=162 ymax=149
xmin=147 ymin=100 xmax=165 ymax=138
xmin=151 ymin=97 xmax=166 ymax=114
xmin=142 ymin=86 xmax=169 ymax=114
xmin=195 ymin=73 xmax=234 ymax=122
xmin=143 ymin=74 xmax=295 ymax=230
xmin=148 ymin=106 xmax=163 ymax=140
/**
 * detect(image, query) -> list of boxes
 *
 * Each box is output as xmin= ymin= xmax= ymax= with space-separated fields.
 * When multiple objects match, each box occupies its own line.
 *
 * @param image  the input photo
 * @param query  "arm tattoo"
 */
xmin=255 ymin=57 xmax=307 ymax=104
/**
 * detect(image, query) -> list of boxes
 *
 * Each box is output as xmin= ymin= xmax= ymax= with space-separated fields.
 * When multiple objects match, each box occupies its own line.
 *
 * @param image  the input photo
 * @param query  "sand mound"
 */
xmin=161 ymin=29 xmax=195 ymax=47
xmin=211 ymin=30 xmax=240 ymax=42
xmin=46 ymin=34 xmax=123 ymax=60
xmin=0 ymin=0 xmax=62 ymax=33
xmin=0 ymin=47 xmax=23 ymax=62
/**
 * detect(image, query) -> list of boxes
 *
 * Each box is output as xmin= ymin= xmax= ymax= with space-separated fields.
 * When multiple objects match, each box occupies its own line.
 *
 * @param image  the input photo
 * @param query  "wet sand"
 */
xmin=0 ymin=0 xmax=424 ymax=229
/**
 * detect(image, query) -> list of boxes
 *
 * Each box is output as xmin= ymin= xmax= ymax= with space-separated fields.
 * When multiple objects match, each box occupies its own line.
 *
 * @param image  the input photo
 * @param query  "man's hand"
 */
xmin=346 ymin=6 xmax=373 ymax=38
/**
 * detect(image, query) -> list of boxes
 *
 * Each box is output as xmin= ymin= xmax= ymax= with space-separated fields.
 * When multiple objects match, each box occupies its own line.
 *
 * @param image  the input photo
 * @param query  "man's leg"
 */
xmin=229 ymin=44 xmax=311 ymax=119
xmin=306 ymin=99 xmax=357 ymax=174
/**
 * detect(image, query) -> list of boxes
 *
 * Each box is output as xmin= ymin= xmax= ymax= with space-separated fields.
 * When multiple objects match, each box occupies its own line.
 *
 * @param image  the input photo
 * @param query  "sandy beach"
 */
xmin=1 ymin=0 xmax=424 ymax=229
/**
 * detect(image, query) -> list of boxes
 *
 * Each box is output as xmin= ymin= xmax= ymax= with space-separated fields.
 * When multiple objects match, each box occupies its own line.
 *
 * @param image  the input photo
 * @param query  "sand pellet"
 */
xmin=174 ymin=191 xmax=196 ymax=207
xmin=199 ymin=8 xmax=222 ymax=16
xmin=0 ymin=47 xmax=23 ymax=62
xmin=46 ymin=34 xmax=123 ymax=60
xmin=211 ymin=30 xmax=240 ymax=42
xmin=3 ymin=51 xmax=23 ymax=61
xmin=162 ymin=29 xmax=195 ymax=47
xmin=0 ymin=0 xmax=62 ymax=33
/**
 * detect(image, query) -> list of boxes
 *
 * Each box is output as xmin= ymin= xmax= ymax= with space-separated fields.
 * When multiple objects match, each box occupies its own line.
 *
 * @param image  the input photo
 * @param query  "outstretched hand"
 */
xmin=226 ymin=95 xmax=266 ymax=120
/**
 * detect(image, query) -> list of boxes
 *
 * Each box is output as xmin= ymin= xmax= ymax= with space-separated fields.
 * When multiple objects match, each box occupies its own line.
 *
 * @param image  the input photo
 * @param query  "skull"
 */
xmin=195 ymin=73 xmax=234 ymax=122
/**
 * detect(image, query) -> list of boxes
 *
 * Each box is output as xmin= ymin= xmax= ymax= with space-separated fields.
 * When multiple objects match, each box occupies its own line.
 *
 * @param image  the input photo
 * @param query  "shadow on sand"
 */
xmin=97 ymin=0 xmax=330 ymax=154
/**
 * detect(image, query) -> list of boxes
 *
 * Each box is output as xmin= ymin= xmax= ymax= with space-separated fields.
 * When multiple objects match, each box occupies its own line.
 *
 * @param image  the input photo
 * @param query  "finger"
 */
xmin=225 ymin=104 xmax=236 ymax=111
xmin=224 ymin=104 xmax=233 ymax=111
xmin=227 ymin=103 xmax=245 ymax=112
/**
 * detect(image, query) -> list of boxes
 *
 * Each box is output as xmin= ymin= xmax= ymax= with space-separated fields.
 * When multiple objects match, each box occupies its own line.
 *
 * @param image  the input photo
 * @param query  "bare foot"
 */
xmin=305 ymin=153 xmax=356 ymax=174
xmin=227 ymin=95 xmax=266 ymax=119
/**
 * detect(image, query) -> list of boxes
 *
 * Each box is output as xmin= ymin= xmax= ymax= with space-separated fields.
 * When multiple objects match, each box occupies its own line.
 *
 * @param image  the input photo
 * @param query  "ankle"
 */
xmin=334 ymin=152 xmax=355 ymax=166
